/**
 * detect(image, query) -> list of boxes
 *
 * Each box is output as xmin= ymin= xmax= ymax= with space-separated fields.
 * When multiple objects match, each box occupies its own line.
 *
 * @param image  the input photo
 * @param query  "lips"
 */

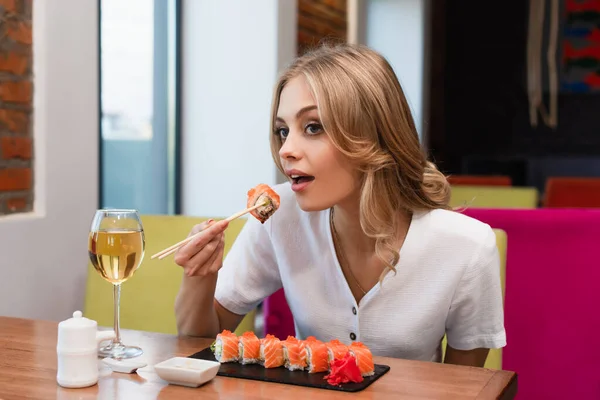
xmin=285 ymin=169 xmax=315 ymax=192
xmin=290 ymin=175 xmax=315 ymax=185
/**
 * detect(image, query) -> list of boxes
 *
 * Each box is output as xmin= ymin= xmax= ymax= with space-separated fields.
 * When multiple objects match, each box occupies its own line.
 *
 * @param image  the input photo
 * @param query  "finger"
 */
xmin=177 ymin=220 xmax=229 ymax=262
xmin=190 ymin=219 xmax=229 ymax=247
xmin=205 ymin=237 xmax=225 ymax=276
xmin=175 ymin=222 xmax=214 ymax=266
xmin=188 ymin=219 xmax=215 ymax=237
xmin=186 ymin=240 xmax=221 ymax=277
xmin=174 ymin=232 xmax=217 ymax=267
xmin=187 ymin=238 xmax=222 ymax=277
xmin=186 ymin=235 xmax=222 ymax=277
xmin=200 ymin=236 xmax=223 ymax=277
xmin=207 ymin=236 xmax=226 ymax=275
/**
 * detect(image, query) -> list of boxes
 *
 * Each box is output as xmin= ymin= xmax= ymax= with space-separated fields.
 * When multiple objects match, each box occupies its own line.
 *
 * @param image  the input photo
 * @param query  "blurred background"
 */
xmin=96 ymin=0 xmax=600 ymax=215
xmin=97 ymin=0 xmax=431 ymax=217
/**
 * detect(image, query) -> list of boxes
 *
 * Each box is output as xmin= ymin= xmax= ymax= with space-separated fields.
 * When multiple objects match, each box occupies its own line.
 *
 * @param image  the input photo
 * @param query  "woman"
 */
xmin=174 ymin=43 xmax=505 ymax=367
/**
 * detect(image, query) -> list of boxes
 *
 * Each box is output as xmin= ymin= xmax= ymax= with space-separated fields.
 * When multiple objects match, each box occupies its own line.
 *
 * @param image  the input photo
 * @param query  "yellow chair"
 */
xmin=441 ymin=228 xmax=507 ymax=370
xmin=84 ymin=215 xmax=255 ymax=336
xmin=450 ymin=185 xmax=539 ymax=209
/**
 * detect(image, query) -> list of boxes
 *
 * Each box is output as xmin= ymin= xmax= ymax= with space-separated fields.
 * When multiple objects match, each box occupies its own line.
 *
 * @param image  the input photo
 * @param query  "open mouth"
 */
xmin=290 ymin=175 xmax=315 ymax=185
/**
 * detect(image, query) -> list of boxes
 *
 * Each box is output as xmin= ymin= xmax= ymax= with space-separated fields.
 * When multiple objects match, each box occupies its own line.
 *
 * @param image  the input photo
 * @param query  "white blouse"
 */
xmin=214 ymin=183 xmax=506 ymax=362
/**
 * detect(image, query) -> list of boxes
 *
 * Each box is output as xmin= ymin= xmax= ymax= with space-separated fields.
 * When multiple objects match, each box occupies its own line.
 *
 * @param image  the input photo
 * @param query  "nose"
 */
xmin=278 ymin=130 xmax=302 ymax=161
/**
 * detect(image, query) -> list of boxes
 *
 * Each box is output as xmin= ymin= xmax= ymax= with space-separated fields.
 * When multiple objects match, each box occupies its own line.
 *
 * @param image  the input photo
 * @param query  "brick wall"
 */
xmin=297 ymin=0 xmax=347 ymax=55
xmin=0 ymin=0 xmax=33 ymax=216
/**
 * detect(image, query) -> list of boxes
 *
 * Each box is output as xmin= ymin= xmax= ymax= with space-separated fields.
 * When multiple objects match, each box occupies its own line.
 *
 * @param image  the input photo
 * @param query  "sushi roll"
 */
xmin=238 ymin=331 xmax=261 ymax=364
xmin=213 ymin=329 xmax=239 ymax=363
xmin=303 ymin=336 xmax=329 ymax=374
xmin=325 ymin=339 xmax=350 ymax=367
xmin=247 ymin=184 xmax=280 ymax=224
xmin=281 ymin=336 xmax=307 ymax=371
xmin=349 ymin=342 xmax=375 ymax=377
xmin=259 ymin=334 xmax=285 ymax=368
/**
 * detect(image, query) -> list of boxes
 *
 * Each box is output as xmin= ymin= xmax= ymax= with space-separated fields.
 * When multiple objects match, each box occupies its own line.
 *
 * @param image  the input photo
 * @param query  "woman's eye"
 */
xmin=275 ymin=127 xmax=289 ymax=139
xmin=305 ymin=123 xmax=323 ymax=135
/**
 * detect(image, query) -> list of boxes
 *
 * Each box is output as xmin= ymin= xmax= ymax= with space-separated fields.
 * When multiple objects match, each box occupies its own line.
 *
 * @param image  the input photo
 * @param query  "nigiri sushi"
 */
xmin=281 ymin=336 xmax=307 ymax=371
xmin=259 ymin=334 xmax=285 ymax=368
xmin=349 ymin=342 xmax=375 ymax=377
xmin=303 ymin=336 xmax=329 ymax=373
xmin=238 ymin=331 xmax=261 ymax=364
xmin=214 ymin=330 xmax=239 ymax=363
xmin=325 ymin=339 xmax=350 ymax=366
xmin=247 ymin=183 xmax=280 ymax=224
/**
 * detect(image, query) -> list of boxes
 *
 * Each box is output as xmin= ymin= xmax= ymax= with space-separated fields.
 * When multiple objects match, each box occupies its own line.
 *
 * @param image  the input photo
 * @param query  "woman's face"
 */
xmin=275 ymin=75 xmax=360 ymax=212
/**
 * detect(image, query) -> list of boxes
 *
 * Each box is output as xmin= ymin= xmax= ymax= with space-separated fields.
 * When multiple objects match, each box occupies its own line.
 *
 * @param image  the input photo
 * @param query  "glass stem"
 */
xmin=113 ymin=283 xmax=122 ymax=345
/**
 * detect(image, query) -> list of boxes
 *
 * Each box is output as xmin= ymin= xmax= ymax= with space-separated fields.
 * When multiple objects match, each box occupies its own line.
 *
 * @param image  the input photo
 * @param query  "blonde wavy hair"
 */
xmin=270 ymin=42 xmax=451 ymax=276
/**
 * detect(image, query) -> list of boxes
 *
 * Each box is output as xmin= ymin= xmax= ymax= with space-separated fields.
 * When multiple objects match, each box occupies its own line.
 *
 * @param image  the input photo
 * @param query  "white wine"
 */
xmin=89 ymin=229 xmax=145 ymax=284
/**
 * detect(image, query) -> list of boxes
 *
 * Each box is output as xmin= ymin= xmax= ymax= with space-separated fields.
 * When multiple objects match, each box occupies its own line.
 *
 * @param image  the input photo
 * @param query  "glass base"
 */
xmin=99 ymin=341 xmax=143 ymax=359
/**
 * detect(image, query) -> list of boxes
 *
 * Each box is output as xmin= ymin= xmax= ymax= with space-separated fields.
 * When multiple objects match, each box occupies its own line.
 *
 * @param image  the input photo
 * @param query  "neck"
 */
xmin=331 ymin=199 xmax=412 ymax=255
xmin=331 ymin=200 xmax=375 ymax=253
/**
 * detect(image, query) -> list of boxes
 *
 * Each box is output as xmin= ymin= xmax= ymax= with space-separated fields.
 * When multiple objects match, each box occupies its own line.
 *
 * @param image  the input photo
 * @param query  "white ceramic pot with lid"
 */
xmin=56 ymin=310 xmax=115 ymax=388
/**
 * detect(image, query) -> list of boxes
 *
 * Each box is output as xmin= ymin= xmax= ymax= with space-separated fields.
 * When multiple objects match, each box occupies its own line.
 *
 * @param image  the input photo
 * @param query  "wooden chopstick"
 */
xmin=150 ymin=201 xmax=267 ymax=260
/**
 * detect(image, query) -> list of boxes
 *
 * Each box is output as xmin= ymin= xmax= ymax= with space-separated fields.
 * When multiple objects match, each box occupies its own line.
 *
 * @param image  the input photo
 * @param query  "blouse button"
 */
xmin=352 ymin=306 xmax=357 ymax=315
xmin=350 ymin=332 xmax=356 ymax=341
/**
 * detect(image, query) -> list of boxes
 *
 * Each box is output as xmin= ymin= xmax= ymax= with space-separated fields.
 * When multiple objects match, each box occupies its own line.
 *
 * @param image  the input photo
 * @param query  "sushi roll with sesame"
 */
xmin=238 ymin=331 xmax=261 ymax=365
xmin=303 ymin=336 xmax=330 ymax=373
xmin=213 ymin=330 xmax=239 ymax=363
xmin=349 ymin=342 xmax=375 ymax=377
xmin=325 ymin=339 xmax=350 ymax=367
xmin=281 ymin=336 xmax=307 ymax=371
xmin=259 ymin=334 xmax=285 ymax=368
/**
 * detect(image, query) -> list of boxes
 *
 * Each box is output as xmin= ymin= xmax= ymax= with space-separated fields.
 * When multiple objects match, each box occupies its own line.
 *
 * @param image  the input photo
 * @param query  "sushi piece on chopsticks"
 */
xmin=246 ymin=183 xmax=280 ymax=224
xmin=259 ymin=334 xmax=285 ymax=368
xmin=213 ymin=330 xmax=239 ymax=363
xmin=281 ymin=336 xmax=307 ymax=371
xmin=238 ymin=331 xmax=261 ymax=364
xmin=303 ymin=336 xmax=330 ymax=373
xmin=349 ymin=342 xmax=375 ymax=377
xmin=151 ymin=183 xmax=280 ymax=259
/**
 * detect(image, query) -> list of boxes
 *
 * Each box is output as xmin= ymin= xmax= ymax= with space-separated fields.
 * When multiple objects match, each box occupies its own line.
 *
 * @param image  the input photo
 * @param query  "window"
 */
xmin=99 ymin=0 xmax=181 ymax=214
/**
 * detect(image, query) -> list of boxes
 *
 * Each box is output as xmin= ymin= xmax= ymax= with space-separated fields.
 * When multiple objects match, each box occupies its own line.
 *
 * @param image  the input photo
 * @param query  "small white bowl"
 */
xmin=154 ymin=357 xmax=220 ymax=388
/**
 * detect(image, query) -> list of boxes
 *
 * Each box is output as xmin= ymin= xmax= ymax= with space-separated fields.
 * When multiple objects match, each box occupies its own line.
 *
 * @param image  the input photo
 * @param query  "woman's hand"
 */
xmin=174 ymin=219 xmax=229 ymax=277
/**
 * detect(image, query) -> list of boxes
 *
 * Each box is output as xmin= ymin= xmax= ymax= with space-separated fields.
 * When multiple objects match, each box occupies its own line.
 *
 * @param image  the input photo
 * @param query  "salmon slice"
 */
xmin=349 ymin=342 xmax=375 ymax=376
xmin=214 ymin=329 xmax=239 ymax=363
xmin=238 ymin=331 xmax=260 ymax=364
xmin=325 ymin=339 xmax=350 ymax=366
xmin=303 ymin=336 xmax=330 ymax=373
xmin=282 ymin=336 xmax=307 ymax=371
xmin=247 ymin=184 xmax=280 ymax=223
xmin=259 ymin=334 xmax=284 ymax=368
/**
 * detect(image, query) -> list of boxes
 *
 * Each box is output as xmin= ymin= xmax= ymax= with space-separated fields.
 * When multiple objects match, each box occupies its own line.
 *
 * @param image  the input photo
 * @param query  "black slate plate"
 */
xmin=189 ymin=347 xmax=390 ymax=392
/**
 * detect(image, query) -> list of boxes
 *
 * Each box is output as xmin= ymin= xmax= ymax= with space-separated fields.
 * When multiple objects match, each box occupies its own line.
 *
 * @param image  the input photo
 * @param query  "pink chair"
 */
xmin=463 ymin=208 xmax=600 ymax=400
xmin=264 ymin=208 xmax=600 ymax=399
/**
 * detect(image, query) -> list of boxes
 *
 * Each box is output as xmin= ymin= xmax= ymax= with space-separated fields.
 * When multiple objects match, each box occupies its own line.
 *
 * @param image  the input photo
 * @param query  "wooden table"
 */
xmin=0 ymin=317 xmax=517 ymax=399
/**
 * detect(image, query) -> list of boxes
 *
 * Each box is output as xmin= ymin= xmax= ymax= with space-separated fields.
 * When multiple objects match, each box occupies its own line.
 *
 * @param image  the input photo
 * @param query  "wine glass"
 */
xmin=88 ymin=209 xmax=145 ymax=359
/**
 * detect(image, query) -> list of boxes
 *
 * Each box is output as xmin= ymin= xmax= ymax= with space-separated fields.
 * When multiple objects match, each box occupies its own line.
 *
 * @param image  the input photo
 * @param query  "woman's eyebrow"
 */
xmin=276 ymin=105 xmax=318 ymax=123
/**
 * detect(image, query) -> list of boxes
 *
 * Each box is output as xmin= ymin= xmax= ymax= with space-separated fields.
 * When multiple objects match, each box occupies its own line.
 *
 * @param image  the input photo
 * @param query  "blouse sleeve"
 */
xmin=214 ymin=215 xmax=282 ymax=316
xmin=445 ymin=226 xmax=507 ymax=351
